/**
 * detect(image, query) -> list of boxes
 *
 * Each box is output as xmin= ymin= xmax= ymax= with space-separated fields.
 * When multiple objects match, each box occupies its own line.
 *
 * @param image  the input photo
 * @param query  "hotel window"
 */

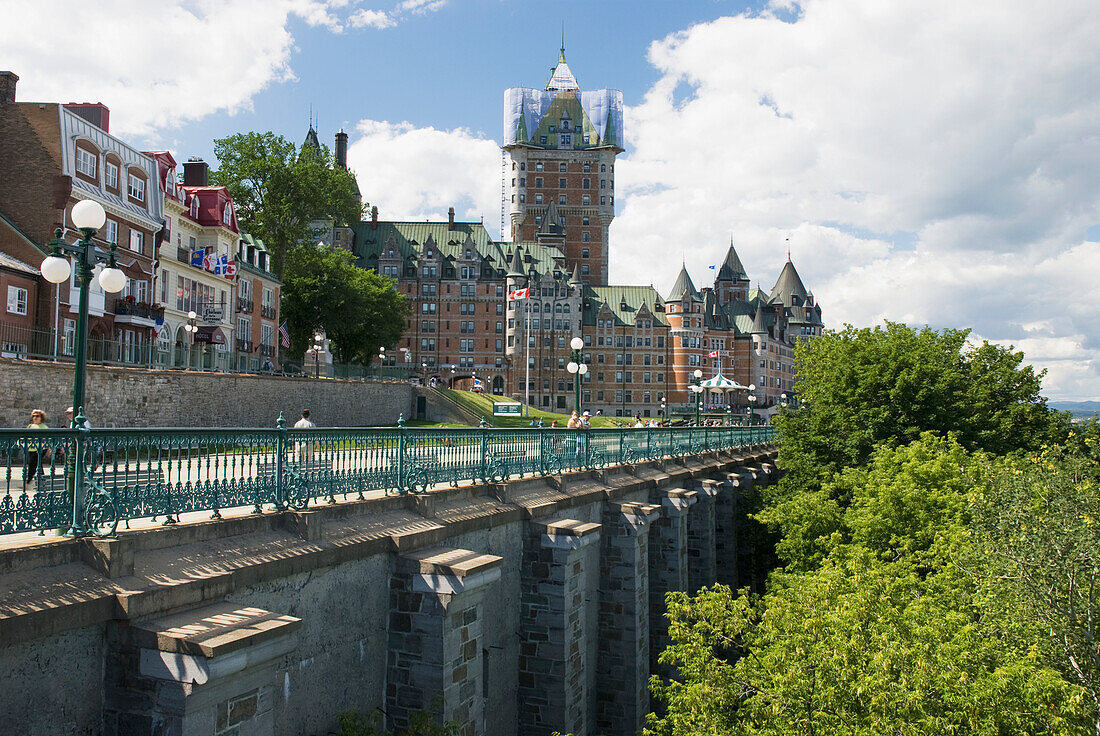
xmin=583 ymin=178 xmax=590 ymax=189
xmin=559 ymin=163 xmax=566 ymax=172
xmin=105 ymin=161 xmax=119 ymax=190
xmin=129 ymin=229 xmax=144 ymax=253
xmin=190 ymin=196 xmax=199 ymax=218
xmin=105 ymin=219 xmax=118 ymax=245
xmin=6 ymin=286 xmax=28 ymax=315
xmin=559 ymin=178 xmax=566 ymax=188
xmin=582 ymin=196 xmax=590 ymax=206
xmin=582 ymin=232 xmax=590 ymax=242
xmin=559 ymin=195 xmax=566 ymax=205
xmin=127 ymin=173 xmax=145 ymax=202
xmin=76 ymin=147 xmax=97 ymax=178
xmin=223 ymin=203 xmax=232 ymax=226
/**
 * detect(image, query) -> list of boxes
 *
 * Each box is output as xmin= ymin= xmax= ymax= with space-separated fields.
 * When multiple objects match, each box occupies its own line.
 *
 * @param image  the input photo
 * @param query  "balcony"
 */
xmin=177 ymin=247 xmax=191 ymax=263
xmin=236 ymin=339 xmax=253 ymax=353
xmin=237 ymin=297 xmax=253 ymax=313
xmin=260 ymin=305 xmax=277 ymax=320
xmin=111 ymin=298 xmax=164 ymax=327
xmin=259 ymin=344 xmax=276 ymax=357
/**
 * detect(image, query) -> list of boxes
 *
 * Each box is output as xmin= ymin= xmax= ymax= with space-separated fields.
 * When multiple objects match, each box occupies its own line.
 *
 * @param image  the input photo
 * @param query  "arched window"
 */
xmin=223 ymin=203 xmax=232 ymax=226
xmin=189 ymin=195 xmax=199 ymax=218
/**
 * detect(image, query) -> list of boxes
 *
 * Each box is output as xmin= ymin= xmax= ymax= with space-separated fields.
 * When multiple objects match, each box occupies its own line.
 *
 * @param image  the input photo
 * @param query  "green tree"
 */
xmin=211 ymin=131 xmax=362 ymax=277
xmin=772 ymin=322 xmax=1050 ymax=488
xmin=648 ymin=563 xmax=1085 ymax=736
xmin=974 ymin=442 xmax=1100 ymax=731
xmin=281 ymin=245 xmax=407 ymax=364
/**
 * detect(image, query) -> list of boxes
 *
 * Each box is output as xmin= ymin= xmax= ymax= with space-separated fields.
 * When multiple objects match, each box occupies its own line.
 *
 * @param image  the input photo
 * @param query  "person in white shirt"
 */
xmin=294 ymin=409 xmax=315 ymax=463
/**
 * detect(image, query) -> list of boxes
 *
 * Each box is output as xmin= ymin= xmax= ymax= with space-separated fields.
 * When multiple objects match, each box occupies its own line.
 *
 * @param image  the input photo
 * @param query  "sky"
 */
xmin=4 ymin=0 xmax=1100 ymax=400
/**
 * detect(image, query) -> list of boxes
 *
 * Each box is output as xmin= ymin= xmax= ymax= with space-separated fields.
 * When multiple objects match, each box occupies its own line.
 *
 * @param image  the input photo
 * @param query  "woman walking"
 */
xmin=23 ymin=409 xmax=48 ymax=488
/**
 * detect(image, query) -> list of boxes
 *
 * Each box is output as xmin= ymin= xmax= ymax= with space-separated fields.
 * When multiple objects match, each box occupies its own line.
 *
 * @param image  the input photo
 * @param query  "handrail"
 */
xmin=0 ymin=424 xmax=775 ymax=538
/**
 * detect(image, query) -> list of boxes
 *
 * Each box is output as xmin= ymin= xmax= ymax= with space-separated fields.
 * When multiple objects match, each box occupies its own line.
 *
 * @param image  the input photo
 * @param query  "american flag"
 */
xmin=279 ymin=321 xmax=290 ymax=348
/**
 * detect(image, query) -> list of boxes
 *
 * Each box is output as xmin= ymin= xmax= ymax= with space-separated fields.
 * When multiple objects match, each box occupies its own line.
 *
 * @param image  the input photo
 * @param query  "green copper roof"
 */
xmin=770 ymin=258 xmax=809 ymax=305
xmin=716 ymin=242 xmax=747 ymax=281
xmin=353 ymin=220 xmax=507 ymax=275
xmin=240 ymin=232 xmax=268 ymax=253
xmin=583 ymin=285 xmax=669 ymax=327
xmin=667 ymin=265 xmax=702 ymax=302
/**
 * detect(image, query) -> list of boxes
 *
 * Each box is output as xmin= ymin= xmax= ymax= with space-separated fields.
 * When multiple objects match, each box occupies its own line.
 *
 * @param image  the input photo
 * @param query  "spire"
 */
xmin=716 ymin=239 xmax=748 ymax=281
xmin=751 ymin=306 xmax=769 ymax=334
xmin=770 ymin=257 xmax=809 ymax=305
xmin=667 ymin=264 xmax=701 ymax=302
xmin=569 ymin=261 xmax=582 ymax=286
xmin=539 ymin=200 xmax=564 ymax=235
xmin=546 ymin=44 xmax=579 ymax=92
xmin=507 ymin=246 xmax=525 ymax=278
xmin=560 ymin=23 xmax=566 ymax=63
xmin=515 ymin=99 xmax=529 ymax=143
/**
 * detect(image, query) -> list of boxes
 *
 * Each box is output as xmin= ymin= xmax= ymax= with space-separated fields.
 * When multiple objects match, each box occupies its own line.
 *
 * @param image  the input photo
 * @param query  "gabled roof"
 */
xmin=667 ymin=265 xmax=702 ymax=302
xmin=538 ymin=200 xmax=564 ymax=236
xmin=583 ymin=285 xmax=669 ymax=327
xmin=507 ymin=245 xmax=525 ymax=277
xmin=303 ymin=125 xmax=320 ymax=150
xmin=353 ymin=220 xmax=503 ymax=271
xmin=178 ymin=185 xmax=239 ymax=233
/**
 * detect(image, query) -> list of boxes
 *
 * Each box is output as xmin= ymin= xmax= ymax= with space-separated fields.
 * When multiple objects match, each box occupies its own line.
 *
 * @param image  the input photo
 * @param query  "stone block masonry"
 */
xmin=0 ymin=448 xmax=778 ymax=736
xmin=687 ymin=481 xmax=718 ymax=594
xmin=648 ymin=488 xmax=698 ymax=679
xmin=0 ymin=358 xmax=412 ymax=428
xmin=596 ymin=500 xmax=660 ymax=736
xmin=519 ymin=518 xmax=601 ymax=736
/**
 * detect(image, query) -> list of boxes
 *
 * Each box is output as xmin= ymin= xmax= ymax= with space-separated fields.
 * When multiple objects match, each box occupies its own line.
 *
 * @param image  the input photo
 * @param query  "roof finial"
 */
xmin=560 ymin=22 xmax=566 ymax=62
xmin=309 ymin=104 xmax=313 ymax=130
xmin=786 ymin=236 xmax=791 ymax=261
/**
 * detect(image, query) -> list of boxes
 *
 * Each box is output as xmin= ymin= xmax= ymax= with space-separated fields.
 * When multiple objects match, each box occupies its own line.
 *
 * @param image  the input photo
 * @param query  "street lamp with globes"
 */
xmin=747 ymin=384 xmax=757 ymax=424
xmin=40 ymin=199 xmax=127 ymax=424
xmin=689 ymin=368 xmax=704 ymax=426
xmin=184 ymin=311 xmax=198 ymax=369
xmin=566 ymin=336 xmax=587 ymax=413
xmin=312 ymin=332 xmax=324 ymax=378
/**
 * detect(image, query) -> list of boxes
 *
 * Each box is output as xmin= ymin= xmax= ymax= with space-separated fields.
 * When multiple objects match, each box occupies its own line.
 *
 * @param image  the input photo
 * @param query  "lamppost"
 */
xmin=566 ymin=336 xmax=587 ymax=414
xmin=184 ymin=311 xmax=198 ymax=370
xmin=747 ymin=384 xmax=757 ymax=424
xmin=780 ymin=393 xmax=789 ymax=409
xmin=689 ymin=368 xmax=704 ymax=426
xmin=40 ymin=200 xmax=127 ymax=423
xmin=660 ymin=400 xmax=666 ymax=424
xmin=312 ymin=332 xmax=324 ymax=378
xmin=376 ymin=346 xmax=385 ymax=379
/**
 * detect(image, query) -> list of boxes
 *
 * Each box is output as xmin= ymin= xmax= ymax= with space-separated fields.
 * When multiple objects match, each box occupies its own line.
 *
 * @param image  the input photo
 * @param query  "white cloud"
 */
xmin=348 ymin=8 xmax=396 ymax=28
xmin=610 ymin=0 xmax=1100 ymax=399
xmin=344 ymin=120 xmax=502 ymax=227
xmin=0 ymin=0 xmax=442 ymax=139
xmin=397 ymin=0 xmax=448 ymax=14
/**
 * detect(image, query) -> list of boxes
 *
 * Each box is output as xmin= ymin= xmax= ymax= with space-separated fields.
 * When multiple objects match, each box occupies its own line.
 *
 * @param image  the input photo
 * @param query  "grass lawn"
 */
xmin=437 ymin=388 xmax=625 ymax=428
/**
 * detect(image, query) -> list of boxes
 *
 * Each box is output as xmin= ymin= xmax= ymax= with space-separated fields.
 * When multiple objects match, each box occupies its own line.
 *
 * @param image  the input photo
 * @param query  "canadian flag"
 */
xmin=708 ymin=349 xmax=720 ymax=358
xmin=508 ymin=287 xmax=530 ymax=300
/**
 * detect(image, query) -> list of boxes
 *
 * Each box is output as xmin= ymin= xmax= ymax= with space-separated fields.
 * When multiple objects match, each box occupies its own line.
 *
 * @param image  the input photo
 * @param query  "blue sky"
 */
xmin=4 ymin=0 xmax=1100 ymax=400
xmin=176 ymin=0 xmax=766 ymax=164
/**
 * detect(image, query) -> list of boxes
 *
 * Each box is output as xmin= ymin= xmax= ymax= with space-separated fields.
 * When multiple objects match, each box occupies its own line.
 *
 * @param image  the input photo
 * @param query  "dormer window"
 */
xmin=223 ymin=203 xmax=232 ymax=226
xmin=165 ymin=170 xmax=175 ymax=196
xmin=560 ymin=117 xmax=571 ymax=131
xmin=465 ymin=249 xmax=472 ymax=259
xmin=190 ymin=196 xmax=199 ymax=218
xmin=76 ymin=147 xmax=97 ymax=178
xmin=426 ymin=249 xmax=434 ymax=258
xmin=127 ymin=172 xmax=145 ymax=202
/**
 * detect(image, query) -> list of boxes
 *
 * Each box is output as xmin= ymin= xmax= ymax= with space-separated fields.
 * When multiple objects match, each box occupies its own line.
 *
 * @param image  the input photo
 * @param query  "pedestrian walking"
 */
xmin=294 ymin=409 xmax=316 ymax=463
xmin=23 ymin=409 xmax=48 ymax=487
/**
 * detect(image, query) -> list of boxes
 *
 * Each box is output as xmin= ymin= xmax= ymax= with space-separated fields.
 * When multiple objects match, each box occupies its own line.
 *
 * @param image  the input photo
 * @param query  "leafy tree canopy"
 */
xmin=772 ymin=322 xmax=1052 ymax=488
xmin=211 ymin=131 xmax=362 ymax=277
xmin=281 ymin=245 xmax=407 ymax=365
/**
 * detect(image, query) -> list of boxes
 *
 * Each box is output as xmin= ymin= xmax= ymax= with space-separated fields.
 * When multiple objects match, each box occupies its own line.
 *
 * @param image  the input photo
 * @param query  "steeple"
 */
xmin=716 ymin=238 xmax=748 ymax=282
xmin=539 ymin=200 xmax=564 ymax=235
xmin=667 ymin=264 xmax=702 ymax=302
xmin=507 ymin=246 xmax=525 ymax=278
xmin=769 ymin=257 xmax=809 ymax=306
xmin=303 ymin=124 xmax=320 ymax=151
xmin=569 ymin=261 xmax=583 ymax=287
xmin=546 ymin=44 xmax=579 ymax=92
xmin=750 ymin=306 xmax=769 ymax=334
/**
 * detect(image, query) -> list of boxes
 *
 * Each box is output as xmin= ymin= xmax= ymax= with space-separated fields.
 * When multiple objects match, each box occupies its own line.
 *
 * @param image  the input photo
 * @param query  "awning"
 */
xmin=699 ymin=373 xmax=746 ymax=392
xmin=193 ymin=326 xmax=226 ymax=345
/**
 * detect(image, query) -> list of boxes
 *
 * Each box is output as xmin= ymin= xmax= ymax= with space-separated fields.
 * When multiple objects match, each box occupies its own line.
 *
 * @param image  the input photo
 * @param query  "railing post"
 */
xmin=538 ymin=426 xmax=546 ymax=473
xmin=479 ymin=422 xmax=487 ymax=481
xmin=397 ymin=414 xmax=407 ymax=493
xmin=584 ymin=428 xmax=591 ymax=469
xmin=646 ymin=426 xmax=652 ymax=460
xmin=70 ymin=408 xmax=87 ymax=535
xmin=275 ymin=412 xmax=286 ymax=509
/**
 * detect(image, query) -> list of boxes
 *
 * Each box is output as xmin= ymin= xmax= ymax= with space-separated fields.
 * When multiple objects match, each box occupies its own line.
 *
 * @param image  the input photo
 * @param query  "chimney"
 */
xmin=371 ymin=205 xmax=378 ymax=230
xmin=63 ymin=103 xmax=110 ymax=133
xmin=0 ymin=71 xmax=17 ymax=104
xmin=183 ymin=157 xmax=209 ymax=187
xmin=334 ymin=130 xmax=348 ymax=169
xmin=448 ymin=207 xmax=455 ymax=229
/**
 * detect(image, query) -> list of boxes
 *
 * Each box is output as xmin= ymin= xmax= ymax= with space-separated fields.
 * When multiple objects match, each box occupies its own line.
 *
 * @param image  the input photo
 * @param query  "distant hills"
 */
xmin=1048 ymin=400 xmax=1100 ymax=419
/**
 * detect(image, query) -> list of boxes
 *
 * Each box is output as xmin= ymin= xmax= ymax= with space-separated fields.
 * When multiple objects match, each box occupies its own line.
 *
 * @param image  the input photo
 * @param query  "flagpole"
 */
xmin=524 ymin=299 xmax=530 ymax=418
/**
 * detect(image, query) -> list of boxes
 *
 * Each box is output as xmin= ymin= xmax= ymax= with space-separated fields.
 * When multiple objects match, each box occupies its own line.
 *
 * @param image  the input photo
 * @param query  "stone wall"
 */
xmin=0 ymin=358 xmax=413 ymax=428
xmin=0 ymin=447 xmax=779 ymax=736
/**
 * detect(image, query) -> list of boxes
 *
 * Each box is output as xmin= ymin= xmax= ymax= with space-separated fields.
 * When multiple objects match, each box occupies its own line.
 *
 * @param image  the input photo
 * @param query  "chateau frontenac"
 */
xmin=355 ymin=47 xmax=824 ymax=417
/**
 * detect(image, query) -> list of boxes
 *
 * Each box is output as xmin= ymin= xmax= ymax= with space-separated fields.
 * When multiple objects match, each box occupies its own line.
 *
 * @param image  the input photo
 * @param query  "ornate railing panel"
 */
xmin=0 ymin=423 xmax=775 ymax=537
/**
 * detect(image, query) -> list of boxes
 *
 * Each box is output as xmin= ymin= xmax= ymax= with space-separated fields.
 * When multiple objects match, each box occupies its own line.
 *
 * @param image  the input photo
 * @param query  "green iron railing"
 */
xmin=0 ymin=419 xmax=775 ymax=538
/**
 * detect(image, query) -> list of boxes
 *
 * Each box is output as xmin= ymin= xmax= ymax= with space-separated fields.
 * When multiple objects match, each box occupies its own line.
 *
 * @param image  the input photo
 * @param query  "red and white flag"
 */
xmin=709 ymin=349 xmax=720 ymax=358
xmin=508 ymin=287 xmax=530 ymax=300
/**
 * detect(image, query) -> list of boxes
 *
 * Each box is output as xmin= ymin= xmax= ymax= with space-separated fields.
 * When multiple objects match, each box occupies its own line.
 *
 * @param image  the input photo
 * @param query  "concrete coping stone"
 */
xmin=399 ymin=546 xmax=503 ymax=579
xmin=610 ymin=501 xmax=660 ymax=521
xmin=536 ymin=518 xmax=602 ymax=550
xmin=128 ymin=601 xmax=301 ymax=659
